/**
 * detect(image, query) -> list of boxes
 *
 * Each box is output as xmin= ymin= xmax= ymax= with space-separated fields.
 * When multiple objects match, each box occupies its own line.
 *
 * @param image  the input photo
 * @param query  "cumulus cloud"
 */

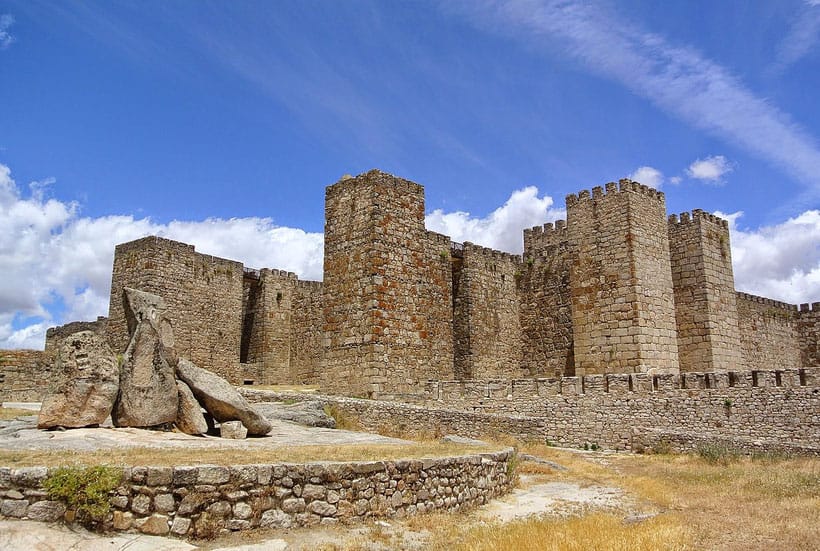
xmin=425 ymin=186 xmax=565 ymax=253
xmin=716 ymin=209 xmax=820 ymax=304
xmin=0 ymin=163 xmax=323 ymax=350
xmin=0 ymin=14 xmax=14 ymax=49
xmin=686 ymin=155 xmax=733 ymax=182
xmin=628 ymin=166 xmax=664 ymax=188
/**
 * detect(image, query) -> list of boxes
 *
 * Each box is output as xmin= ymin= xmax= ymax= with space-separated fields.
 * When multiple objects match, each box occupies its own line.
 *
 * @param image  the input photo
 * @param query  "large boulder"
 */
xmin=112 ymin=289 xmax=179 ymax=427
xmin=37 ymin=331 xmax=119 ymax=429
xmin=175 ymin=380 xmax=208 ymax=435
xmin=176 ymin=359 xmax=272 ymax=436
xmin=123 ymin=287 xmax=177 ymax=367
xmin=254 ymin=401 xmax=336 ymax=428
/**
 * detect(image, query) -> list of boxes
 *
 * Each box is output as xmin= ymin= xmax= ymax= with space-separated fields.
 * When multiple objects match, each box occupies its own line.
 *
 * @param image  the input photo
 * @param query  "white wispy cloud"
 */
xmin=0 ymin=14 xmax=14 ymax=49
xmin=425 ymin=186 xmax=565 ymax=253
xmin=717 ymin=209 xmax=820 ymax=304
xmin=771 ymin=1 xmax=820 ymax=73
xmin=447 ymin=0 xmax=820 ymax=198
xmin=628 ymin=166 xmax=664 ymax=188
xmin=686 ymin=155 xmax=733 ymax=183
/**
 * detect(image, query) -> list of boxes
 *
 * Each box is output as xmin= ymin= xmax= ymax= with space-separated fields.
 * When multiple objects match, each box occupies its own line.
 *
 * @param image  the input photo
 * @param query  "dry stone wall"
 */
xmin=668 ymin=210 xmax=742 ymax=372
xmin=244 ymin=368 xmax=820 ymax=456
xmin=0 ymin=450 xmax=514 ymax=537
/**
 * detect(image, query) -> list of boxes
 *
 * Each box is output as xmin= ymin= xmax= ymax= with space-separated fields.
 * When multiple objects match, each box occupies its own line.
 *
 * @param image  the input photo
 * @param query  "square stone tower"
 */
xmin=566 ymin=180 xmax=680 ymax=374
xmin=320 ymin=170 xmax=453 ymax=397
xmin=668 ymin=210 xmax=742 ymax=372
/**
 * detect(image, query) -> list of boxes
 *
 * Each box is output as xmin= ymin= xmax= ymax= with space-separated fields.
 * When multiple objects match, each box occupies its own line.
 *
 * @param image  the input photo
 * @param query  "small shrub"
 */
xmin=723 ymin=398 xmax=733 ymax=408
xmin=650 ymin=439 xmax=672 ymax=455
xmin=506 ymin=452 xmax=521 ymax=487
xmin=590 ymin=442 xmax=600 ymax=451
xmin=44 ymin=465 xmax=122 ymax=524
xmin=323 ymin=404 xmax=361 ymax=431
xmin=697 ymin=443 xmax=739 ymax=465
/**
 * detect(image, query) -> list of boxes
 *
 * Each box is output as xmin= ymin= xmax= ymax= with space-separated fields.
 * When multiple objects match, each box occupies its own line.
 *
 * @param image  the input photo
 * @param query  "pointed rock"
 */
xmin=37 ymin=331 xmax=119 ymax=429
xmin=175 ymin=380 xmax=208 ymax=435
xmin=176 ymin=359 xmax=272 ymax=436
xmin=113 ymin=288 xmax=180 ymax=427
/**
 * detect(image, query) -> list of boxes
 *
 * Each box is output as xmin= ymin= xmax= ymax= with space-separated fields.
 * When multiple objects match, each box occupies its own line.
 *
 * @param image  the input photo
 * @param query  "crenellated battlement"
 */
xmin=668 ymin=209 xmax=729 ymax=229
xmin=424 ymin=367 xmax=819 ymax=404
xmin=800 ymin=302 xmax=820 ymax=312
xmin=523 ymin=220 xmax=569 ymax=257
xmin=260 ymin=268 xmax=299 ymax=280
xmin=295 ymin=279 xmax=323 ymax=291
xmin=566 ymin=178 xmax=664 ymax=207
xmin=462 ymin=242 xmax=523 ymax=264
xmin=736 ymin=291 xmax=798 ymax=313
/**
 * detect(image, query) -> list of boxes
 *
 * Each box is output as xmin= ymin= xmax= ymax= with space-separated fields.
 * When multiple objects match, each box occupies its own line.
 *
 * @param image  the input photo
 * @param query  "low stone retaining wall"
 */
xmin=241 ymin=386 xmax=820 ymax=456
xmin=0 ymin=448 xmax=514 ymax=538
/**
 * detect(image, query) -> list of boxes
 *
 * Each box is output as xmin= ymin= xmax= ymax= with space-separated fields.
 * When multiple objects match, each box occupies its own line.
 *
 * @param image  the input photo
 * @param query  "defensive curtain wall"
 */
xmin=91 ymin=169 xmax=818 ymax=397
xmin=1 ymin=169 xmax=819 ymax=453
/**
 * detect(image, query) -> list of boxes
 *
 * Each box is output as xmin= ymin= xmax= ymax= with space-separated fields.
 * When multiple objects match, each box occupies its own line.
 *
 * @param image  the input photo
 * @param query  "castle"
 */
xmin=2 ymin=169 xmax=818 ymax=401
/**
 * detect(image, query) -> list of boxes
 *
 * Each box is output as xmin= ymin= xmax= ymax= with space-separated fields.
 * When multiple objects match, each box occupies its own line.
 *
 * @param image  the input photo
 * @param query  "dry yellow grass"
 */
xmin=0 ymin=440 xmax=499 ymax=468
xmin=0 ymin=406 xmax=35 ymax=420
xmin=446 ymin=512 xmax=689 ymax=551
xmin=246 ymin=384 xmax=319 ymax=392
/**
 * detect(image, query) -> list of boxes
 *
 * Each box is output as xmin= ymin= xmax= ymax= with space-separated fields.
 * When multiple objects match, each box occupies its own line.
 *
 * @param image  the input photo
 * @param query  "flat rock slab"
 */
xmin=0 ymin=519 xmax=196 ymax=551
xmin=0 ymin=406 xmax=409 ymax=453
xmin=479 ymin=476 xmax=625 ymax=522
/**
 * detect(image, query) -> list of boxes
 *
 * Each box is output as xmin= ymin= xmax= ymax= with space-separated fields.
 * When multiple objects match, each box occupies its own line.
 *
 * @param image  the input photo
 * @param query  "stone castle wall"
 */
xmin=320 ymin=171 xmax=453 ymax=397
xmin=668 ymin=210 xmax=742 ymax=372
xmin=736 ymin=292 xmax=802 ymax=371
xmin=567 ymin=182 xmax=679 ymax=374
xmin=107 ymin=236 xmax=245 ymax=382
xmin=3 ymin=169 xmax=819 ymax=402
xmin=520 ymin=222 xmax=573 ymax=377
xmin=243 ymin=367 xmax=820 ymax=455
xmin=452 ymin=243 xmax=522 ymax=379
xmin=0 ymin=350 xmax=55 ymax=402
xmin=289 ymin=280 xmax=324 ymax=384
xmin=798 ymin=302 xmax=820 ymax=367
xmin=44 ymin=317 xmax=108 ymax=352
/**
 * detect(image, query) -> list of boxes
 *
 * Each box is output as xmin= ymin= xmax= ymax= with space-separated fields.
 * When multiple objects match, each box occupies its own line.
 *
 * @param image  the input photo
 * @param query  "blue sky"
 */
xmin=1 ymin=0 xmax=819 ymax=349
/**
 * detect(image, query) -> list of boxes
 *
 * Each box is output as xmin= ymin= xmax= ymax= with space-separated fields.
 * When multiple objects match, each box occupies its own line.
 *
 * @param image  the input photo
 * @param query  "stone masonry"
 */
xmin=3 ymin=169 xmax=819 ymax=400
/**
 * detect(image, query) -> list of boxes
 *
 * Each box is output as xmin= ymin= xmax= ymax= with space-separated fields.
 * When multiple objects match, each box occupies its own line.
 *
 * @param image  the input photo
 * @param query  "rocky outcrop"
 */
xmin=175 ymin=381 xmax=208 ymax=435
xmin=36 ymin=287 xmax=273 ymax=439
xmin=113 ymin=290 xmax=179 ymax=427
xmin=176 ymin=359 xmax=272 ymax=436
xmin=37 ymin=331 xmax=119 ymax=429
xmin=254 ymin=401 xmax=336 ymax=428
